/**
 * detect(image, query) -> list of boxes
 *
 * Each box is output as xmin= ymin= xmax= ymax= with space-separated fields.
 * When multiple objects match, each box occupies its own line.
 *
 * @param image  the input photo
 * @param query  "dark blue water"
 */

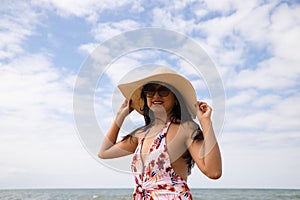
xmin=0 ymin=188 xmax=299 ymax=200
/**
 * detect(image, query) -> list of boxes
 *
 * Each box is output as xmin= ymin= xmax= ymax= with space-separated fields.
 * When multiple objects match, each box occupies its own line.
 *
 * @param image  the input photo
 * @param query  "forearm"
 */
xmin=200 ymin=120 xmax=222 ymax=178
xmin=98 ymin=99 xmax=134 ymax=159
xmin=98 ymin=119 xmax=123 ymax=158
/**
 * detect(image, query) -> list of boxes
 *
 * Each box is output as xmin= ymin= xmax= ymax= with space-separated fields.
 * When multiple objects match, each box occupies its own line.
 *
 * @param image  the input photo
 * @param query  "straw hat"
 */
xmin=117 ymin=67 xmax=197 ymax=118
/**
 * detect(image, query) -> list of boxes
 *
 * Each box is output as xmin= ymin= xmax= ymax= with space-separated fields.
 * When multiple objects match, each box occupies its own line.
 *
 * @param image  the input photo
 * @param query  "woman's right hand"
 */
xmin=115 ymin=99 xmax=133 ymax=126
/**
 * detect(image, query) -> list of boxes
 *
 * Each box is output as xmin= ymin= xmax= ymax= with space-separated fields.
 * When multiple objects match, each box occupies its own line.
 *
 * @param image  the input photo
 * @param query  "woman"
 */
xmin=99 ymin=67 xmax=222 ymax=199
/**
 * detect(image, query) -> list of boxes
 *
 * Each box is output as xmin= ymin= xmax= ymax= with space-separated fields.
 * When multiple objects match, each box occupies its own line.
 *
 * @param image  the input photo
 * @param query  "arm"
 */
xmin=187 ymin=101 xmax=222 ymax=179
xmin=98 ymin=99 xmax=138 ymax=159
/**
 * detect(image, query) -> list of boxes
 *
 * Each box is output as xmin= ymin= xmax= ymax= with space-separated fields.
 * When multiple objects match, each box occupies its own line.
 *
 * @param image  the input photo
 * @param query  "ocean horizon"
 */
xmin=0 ymin=188 xmax=299 ymax=200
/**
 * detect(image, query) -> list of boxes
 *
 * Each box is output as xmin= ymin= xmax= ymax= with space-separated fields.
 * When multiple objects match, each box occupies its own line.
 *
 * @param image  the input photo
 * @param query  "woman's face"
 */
xmin=143 ymin=83 xmax=176 ymax=117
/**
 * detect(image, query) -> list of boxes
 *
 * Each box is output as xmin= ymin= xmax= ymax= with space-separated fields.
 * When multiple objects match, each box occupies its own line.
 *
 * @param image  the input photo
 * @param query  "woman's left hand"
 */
xmin=196 ymin=101 xmax=212 ymax=122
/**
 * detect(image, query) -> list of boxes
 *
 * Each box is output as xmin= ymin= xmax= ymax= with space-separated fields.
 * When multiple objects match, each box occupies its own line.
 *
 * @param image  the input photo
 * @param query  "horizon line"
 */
xmin=1 ymin=187 xmax=299 ymax=190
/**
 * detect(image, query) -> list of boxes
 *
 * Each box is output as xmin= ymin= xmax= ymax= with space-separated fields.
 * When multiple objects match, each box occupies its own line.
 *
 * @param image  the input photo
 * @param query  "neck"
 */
xmin=152 ymin=113 xmax=172 ymax=125
xmin=153 ymin=118 xmax=168 ymax=125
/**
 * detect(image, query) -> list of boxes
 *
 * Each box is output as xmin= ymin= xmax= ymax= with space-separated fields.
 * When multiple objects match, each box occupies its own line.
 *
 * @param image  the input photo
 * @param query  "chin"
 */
xmin=150 ymin=105 xmax=167 ymax=114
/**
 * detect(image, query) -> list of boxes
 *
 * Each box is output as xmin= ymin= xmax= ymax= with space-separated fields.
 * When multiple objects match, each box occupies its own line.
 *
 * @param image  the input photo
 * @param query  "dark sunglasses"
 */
xmin=143 ymin=84 xmax=171 ymax=98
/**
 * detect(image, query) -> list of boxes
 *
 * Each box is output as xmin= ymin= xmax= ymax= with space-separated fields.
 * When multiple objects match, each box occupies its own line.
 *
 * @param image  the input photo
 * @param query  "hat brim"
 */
xmin=118 ymin=72 xmax=197 ymax=119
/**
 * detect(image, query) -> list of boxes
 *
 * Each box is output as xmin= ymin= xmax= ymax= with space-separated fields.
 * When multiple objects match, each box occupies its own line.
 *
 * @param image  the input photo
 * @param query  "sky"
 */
xmin=0 ymin=0 xmax=299 ymax=189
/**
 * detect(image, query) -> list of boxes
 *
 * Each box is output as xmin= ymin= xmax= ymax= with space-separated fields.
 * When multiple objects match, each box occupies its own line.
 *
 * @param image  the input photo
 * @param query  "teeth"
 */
xmin=153 ymin=101 xmax=163 ymax=104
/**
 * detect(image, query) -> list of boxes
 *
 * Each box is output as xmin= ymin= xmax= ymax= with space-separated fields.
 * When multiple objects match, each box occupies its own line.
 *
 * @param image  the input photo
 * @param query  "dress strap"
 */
xmin=161 ymin=121 xmax=172 ymax=137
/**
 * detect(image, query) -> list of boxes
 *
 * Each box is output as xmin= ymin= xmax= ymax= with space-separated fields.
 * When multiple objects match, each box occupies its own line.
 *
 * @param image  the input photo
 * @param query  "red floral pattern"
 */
xmin=131 ymin=122 xmax=192 ymax=200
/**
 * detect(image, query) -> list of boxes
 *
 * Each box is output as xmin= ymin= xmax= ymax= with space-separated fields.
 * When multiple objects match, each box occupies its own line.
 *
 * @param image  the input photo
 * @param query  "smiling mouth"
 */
xmin=152 ymin=100 xmax=164 ymax=105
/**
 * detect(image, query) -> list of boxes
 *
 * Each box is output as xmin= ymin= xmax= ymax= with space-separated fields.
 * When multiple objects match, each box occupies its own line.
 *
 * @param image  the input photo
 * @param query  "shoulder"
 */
xmin=169 ymin=120 xmax=197 ymax=129
xmin=131 ymin=126 xmax=149 ymax=143
xmin=122 ymin=126 xmax=147 ymax=145
xmin=176 ymin=121 xmax=199 ymax=133
xmin=168 ymin=121 xmax=199 ymax=140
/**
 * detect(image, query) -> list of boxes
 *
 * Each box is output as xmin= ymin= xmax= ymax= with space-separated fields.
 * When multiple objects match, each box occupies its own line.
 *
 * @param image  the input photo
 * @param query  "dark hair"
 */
xmin=123 ymin=82 xmax=203 ymax=175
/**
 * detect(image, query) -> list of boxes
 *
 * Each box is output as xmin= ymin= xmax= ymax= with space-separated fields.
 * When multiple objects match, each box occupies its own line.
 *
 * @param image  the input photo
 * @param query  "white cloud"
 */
xmin=226 ymin=89 xmax=258 ymax=107
xmin=234 ymin=2 xmax=276 ymax=45
xmin=269 ymin=3 xmax=300 ymax=62
xmin=151 ymin=8 xmax=196 ymax=34
xmin=0 ymin=54 xmax=74 ymax=114
xmin=0 ymin=1 xmax=40 ymax=60
xmin=0 ymin=53 xmax=83 ymax=187
xmin=78 ymin=19 xmax=145 ymax=59
xmin=34 ymin=0 xmax=143 ymax=24
xmin=105 ymin=56 xmax=142 ymax=84
xmin=214 ymin=143 xmax=300 ymax=188
xmin=225 ymin=91 xmax=300 ymax=133
xmin=78 ymin=43 xmax=99 ymax=55
xmin=190 ymin=1 xmax=300 ymax=93
xmin=228 ymin=57 xmax=299 ymax=90
xmin=91 ymin=20 xmax=142 ymax=42
xmin=200 ymin=0 xmax=242 ymax=14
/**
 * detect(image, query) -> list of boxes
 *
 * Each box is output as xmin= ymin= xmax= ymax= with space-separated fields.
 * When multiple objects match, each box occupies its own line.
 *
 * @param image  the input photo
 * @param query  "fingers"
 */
xmin=121 ymin=99 xmax=133 ymax=113
xmin=122 ymin=99 xmax=131 ymax=107
xmin=195 ymin=101 xmax=211 ymax=112
xmin=122 ymin=99 xmax=128 ymax=106
xmin=200 ymin=103 xmax=208 ymax=112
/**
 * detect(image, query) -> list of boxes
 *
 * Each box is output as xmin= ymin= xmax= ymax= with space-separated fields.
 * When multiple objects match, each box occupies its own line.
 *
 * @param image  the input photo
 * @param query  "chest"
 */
xmin=139 ymin=125 xmax=186 ymax=163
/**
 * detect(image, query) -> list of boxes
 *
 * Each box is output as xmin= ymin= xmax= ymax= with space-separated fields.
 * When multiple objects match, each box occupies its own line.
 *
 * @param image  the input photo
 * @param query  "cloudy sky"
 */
xmin=0 ymin=0 xmax=299 ymax=189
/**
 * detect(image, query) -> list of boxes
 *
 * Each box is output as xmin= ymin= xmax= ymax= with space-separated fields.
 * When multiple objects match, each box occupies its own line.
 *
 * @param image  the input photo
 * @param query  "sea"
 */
xmin=0 ymin=188 xmax=299 ymax=200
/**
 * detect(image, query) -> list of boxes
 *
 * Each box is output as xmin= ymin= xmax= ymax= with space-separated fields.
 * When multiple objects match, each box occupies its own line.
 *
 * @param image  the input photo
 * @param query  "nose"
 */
xmin=153 ymin=91 xmax=160 ymax=98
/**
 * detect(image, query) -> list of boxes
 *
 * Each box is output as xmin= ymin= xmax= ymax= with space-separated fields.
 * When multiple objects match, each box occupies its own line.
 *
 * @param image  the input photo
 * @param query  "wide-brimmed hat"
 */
xmin=117 ymin=67 xmax=197 ymax=118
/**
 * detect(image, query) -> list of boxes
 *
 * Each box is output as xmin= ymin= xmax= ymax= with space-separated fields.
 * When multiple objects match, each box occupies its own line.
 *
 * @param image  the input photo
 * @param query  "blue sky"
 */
xmin=0 ymin=0 xmax=299 ymax=189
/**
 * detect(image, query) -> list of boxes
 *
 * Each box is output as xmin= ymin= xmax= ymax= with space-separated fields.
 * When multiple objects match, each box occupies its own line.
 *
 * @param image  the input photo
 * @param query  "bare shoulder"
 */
xmin=176 ymin=121 xmax=199 ymax=137
xmin=181 ymin=121 xmax=199 ymax=129
xmin=167 ymin=121 xmax=198 ymax=142
xmin=130 ymin=127 xmax=147 ymax=144
xmin=169 ymin=121 xmax=197 ymax=130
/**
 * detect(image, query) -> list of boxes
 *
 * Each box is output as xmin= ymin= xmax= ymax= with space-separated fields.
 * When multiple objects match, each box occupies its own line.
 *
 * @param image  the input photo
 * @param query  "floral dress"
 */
xmin=131 ymin=122 xmax=192 ymax=200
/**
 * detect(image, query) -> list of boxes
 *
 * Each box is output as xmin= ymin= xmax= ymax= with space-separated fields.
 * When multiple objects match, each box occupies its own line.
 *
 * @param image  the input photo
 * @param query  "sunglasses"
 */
xmin=143 ymin=84 xmax=171 ymax=98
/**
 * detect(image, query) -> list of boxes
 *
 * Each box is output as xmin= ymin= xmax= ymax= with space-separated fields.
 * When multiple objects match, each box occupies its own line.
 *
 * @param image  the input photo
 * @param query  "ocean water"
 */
xmin=0 ymin=188 xmax=299 ymax=200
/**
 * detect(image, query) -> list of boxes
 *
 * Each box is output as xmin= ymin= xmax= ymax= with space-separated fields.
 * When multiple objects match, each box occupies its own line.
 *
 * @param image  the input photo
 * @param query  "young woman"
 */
xmin=99 ymin=67 xmax=222 ymax=199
